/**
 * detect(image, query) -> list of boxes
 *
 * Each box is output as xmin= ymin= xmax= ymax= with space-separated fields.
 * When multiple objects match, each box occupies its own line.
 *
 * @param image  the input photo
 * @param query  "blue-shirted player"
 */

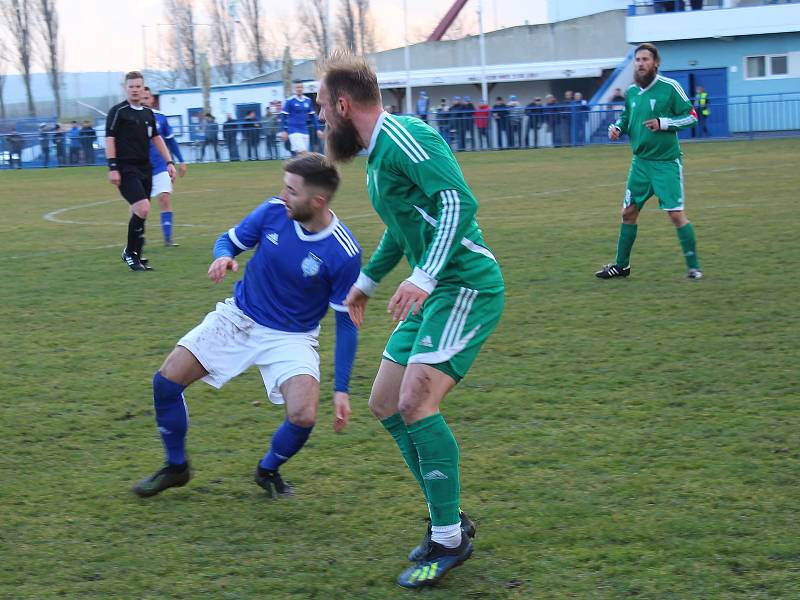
xmin=132 ymin=153 xmax=362 ymax=499
xmin=143 ymin=87 xmax=187 ymax=247
xmin=280 ymin=80 xmax=323 ymax=156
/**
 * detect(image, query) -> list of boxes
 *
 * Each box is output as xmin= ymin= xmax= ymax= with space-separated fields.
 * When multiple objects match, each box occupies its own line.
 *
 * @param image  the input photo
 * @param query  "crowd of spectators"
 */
xmin=1 ymin=88 xmax=628 ymax=169
xmin=422 ymin=89 xmax=610 ymax=151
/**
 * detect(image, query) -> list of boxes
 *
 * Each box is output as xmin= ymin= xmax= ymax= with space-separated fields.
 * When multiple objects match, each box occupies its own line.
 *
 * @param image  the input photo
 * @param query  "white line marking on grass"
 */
xmin=43 ymin=198 xmax=210 ymax=227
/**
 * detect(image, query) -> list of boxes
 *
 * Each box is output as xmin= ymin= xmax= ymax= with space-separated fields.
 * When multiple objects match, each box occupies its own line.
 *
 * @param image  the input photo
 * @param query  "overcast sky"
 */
xmin=41 ymin=0 xmax=547 ymax=74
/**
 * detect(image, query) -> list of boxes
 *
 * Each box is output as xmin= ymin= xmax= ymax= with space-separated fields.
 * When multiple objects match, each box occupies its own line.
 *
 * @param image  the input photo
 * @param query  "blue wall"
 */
xmin=658 ymin=33 xmax=800 ymax=97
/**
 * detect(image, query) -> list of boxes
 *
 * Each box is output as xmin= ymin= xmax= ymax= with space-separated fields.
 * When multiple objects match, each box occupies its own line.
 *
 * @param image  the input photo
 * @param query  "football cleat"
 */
xmin=254 ymin=467 xmax=294 ymax=498
xmin=595 ymin=263 xmax=630 ymax=279
xmin=408 ymin=512 xmax=476 ymax=562
xmin=397 ymin=536 xmax=474 ymax=589
xmin=122 ymin=249 xmax=151 ymax=271
xmin=164 ymin=240 xmax=180 ymax=247
xmin=687 ymin=269 xmax=704 ymax=280
xmin=132 ymin=463 xmax=191 ymax=497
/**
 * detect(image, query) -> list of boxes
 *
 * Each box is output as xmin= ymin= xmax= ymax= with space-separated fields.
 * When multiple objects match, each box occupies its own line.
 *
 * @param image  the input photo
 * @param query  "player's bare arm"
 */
xmin=208 ymin=256 xmax=238 ymax=283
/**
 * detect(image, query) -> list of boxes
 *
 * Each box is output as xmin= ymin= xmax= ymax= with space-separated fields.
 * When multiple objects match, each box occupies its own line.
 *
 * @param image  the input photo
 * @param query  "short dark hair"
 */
xmin=635 ymin=43 xmax=660 ymax=63
xmin=125 ymin=71 xmax=144 ymax=81
xmin=144 ymin=86 xmax=151 ymax=92
xmin=283 ymin=152 xmax=341 ymax=201
xmin=319 ymin=50 xmax=381 ymax=107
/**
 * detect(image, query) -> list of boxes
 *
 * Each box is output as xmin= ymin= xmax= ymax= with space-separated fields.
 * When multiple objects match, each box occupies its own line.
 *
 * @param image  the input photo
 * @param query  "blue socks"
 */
xmin=153 ymin=371 xmax=189 ymax=465
xmin=259 ymin=419 xmax=314 ymax=471
xmin=161 ymin=211 xmax=173 ymax=243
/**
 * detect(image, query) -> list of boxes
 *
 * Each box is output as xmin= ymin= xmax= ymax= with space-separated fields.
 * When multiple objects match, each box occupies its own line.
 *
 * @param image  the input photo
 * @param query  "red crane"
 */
xmin=428 ymin=0 xmax=470 ymax=42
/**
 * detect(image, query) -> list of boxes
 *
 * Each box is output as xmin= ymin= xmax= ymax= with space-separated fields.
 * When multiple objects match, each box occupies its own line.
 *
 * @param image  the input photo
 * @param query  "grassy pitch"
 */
xmin=1 ymin=139 xmax=798 ymax=599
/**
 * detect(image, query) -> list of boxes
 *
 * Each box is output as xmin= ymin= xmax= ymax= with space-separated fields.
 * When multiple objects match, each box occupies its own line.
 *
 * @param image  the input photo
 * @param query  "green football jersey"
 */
xmin=614 ymin=75 xmax=697 ymax=161
xmin=360 ymin=112 xmax=503 ymax=294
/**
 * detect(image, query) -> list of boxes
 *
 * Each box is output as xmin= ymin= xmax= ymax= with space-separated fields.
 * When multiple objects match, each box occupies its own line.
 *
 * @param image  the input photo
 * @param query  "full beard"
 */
xmin=325 ymin=119 xmax=363 ymax=164
xmin=634 ymin=68 xmax=657 ymax=88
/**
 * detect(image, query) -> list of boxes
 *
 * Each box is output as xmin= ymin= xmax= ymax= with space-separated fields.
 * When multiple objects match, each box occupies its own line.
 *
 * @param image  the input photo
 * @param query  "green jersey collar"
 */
xmin=366 ymin=111 xmax=390 ymax=157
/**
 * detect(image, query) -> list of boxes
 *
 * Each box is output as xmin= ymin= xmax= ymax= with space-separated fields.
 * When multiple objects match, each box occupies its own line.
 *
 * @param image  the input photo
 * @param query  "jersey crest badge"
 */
xmin=650 ymin=99 xmax=657 ymax=111
xmin=301 ymin=252 xmax=322 ymax=277
xmin=267 ymin=232 xmax=279 ymax=245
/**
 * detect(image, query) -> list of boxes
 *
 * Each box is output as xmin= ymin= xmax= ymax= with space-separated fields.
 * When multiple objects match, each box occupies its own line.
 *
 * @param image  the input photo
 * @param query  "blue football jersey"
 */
xmin=149 ymin=110 xmax=173 ymax=174
xmin=281 ymin=95 xmax=319 ymax=135
xmin=228 ymin=198 xmax=362 ymax=332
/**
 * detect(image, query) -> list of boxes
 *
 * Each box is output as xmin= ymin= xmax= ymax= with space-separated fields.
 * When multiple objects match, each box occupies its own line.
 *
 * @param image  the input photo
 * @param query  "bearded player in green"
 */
xmin=597 ymin=42 xmax=703 ymax=281
xmin=317 ymin=51 xmax=504 ymax=589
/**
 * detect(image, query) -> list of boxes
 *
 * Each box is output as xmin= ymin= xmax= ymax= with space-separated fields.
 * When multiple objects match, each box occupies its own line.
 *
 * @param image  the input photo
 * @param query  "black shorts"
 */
xmin=118 ymin=162 xmax=152 ymax=205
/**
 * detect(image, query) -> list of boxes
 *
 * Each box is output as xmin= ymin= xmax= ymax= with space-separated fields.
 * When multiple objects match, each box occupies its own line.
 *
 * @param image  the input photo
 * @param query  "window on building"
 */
xmin=771 ymin=55 xmax=788 ymax=76
xmin=746 ymin=56 xmax=765 ymax=78
xmin=745 ymin=54 xmax=789 ymax=79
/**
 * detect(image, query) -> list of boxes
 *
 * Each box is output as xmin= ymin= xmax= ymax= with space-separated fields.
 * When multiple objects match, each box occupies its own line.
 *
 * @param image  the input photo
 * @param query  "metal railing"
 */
xmin=2 ymin=95 xmax=799 ymax=169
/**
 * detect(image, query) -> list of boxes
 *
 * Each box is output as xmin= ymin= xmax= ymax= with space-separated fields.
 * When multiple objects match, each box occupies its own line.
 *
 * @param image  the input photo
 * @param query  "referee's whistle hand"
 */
xmin=108 ymin=171 xmax=121 ymax=187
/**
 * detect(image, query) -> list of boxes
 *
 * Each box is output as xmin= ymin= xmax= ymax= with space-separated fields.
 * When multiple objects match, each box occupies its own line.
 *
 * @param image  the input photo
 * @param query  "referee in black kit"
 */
xmin=106 ymin=71 xmax=176 ymax=271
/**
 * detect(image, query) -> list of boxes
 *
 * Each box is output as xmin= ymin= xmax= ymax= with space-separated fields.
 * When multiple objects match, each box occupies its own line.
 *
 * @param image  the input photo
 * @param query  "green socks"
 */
xmin=381 ymin=413 xmax=427 ymax=499
xmin=676 ymin=222 xmax=701 ymax=270
xmin=615 ymin=223 xmax=638 ymax=268
xmin=407 ymin=414 xmax=461 ymax=527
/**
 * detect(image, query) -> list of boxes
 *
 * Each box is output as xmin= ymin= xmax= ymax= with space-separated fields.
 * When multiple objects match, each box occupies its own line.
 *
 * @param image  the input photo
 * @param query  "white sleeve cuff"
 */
xmin=354 ymin=272 xmax=378 ymax=297
xmin=608 ymin=124 xmax=620 ymax=133
xmin=406 ymin=267 xmax=438 ymax=294
xmin=659 ymin=117 xmax=670 ymax=131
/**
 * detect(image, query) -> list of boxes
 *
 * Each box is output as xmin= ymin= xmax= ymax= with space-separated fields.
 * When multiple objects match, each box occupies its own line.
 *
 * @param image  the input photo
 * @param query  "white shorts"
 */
xmin=151 ymin=170 xmax=172 ymax=197
xmin=177 ymin=298 xmax=320 ymax=404
xmin=288 ymin=132 xmax=310 ymax=153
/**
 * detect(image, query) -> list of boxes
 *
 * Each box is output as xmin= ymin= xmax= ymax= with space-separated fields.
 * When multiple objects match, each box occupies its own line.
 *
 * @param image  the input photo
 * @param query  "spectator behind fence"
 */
xmin=508 ymin=95 xmax=523 ymax=148
xmin=53 ymin=123 xmax=66 ymax=166
xmin=435 ymin=98 xmax=450 ymax=145
xmin=524 ymin=97 xmax=543 ymax=148
xmin=244 ymin=109 xmax=260 ymax=160
xmin=39 ymin=123 xmax=51 ymax=167
xmin=449 ymin=96 xmax=465 ymax=150
xmin=8 ymin=127 xmax=24 ymax=169
xmin=474 ymin=99 xmax=490 ymax=150
xmin=264 ymin=109 xmax=280 ymax=160
xmin=81 ymin=120 xmax=97 ymax=165
xmin=544 ymin=94 xmax=560 ymax=147
xmin=416 ymin=90 xmax=430 ymax=123
xmin=223 ymin=114 xmax=240 ymax=161
xmin=202 ymin=113 xmax=220 ymax=162
xmin=462 ymin=96 xmax=475 ymax=150
xmin=573 ymin=92 xmax=589 ymax=146
xmin=492 ymin=96 xmax=509 ymax=149
xmin=68 ymin=121 xmax=81 ymax=165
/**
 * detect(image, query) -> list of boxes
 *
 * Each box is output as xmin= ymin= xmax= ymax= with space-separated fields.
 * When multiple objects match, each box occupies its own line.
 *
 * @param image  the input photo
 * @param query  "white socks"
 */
xmin=431 ymin=523 xmax=462 ymax=548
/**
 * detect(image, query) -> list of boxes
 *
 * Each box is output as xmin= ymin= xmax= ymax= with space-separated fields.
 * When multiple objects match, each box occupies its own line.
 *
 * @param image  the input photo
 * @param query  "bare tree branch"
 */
xmin=298 ymin=0 xmax=329 ymax=59
xmin=335 ymin=0 xmax=373 ymax=56
xmin=35 ymin=0 xmax=62 ymax=118
xmin=336 ymin=0 xmax=356 ymax=53
xmin=239 ymin=0 xmax=269 ymax=75
xmin=2 ymin=0 xmax=36 ymax=116
xmin=207 ymin=0 xmax=235 ymax=83
xmin=163 ymin=0 xmax=200 ymax=88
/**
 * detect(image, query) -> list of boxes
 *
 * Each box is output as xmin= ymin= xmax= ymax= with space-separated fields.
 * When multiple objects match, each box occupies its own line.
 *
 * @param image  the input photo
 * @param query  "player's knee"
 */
xmin=287 ymin=405 xmax=317 ymax=428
